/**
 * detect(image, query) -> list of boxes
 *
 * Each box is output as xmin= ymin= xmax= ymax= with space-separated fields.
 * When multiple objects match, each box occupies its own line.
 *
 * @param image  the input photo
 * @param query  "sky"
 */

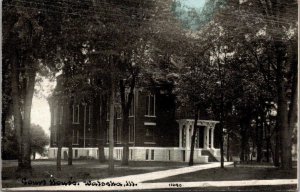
xmin=174 ymin=0 xmax=208 ymax=30
xmin=182 ymin=0 xmax=206 ymax=9
xmin=30 ymin=0 xmax=207 ymax=136
xmin=31 ymin=78 xmax=56 ymax=136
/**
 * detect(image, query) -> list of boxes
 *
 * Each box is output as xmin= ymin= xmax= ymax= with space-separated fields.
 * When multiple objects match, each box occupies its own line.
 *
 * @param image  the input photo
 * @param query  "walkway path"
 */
xmin=4 ymin=162 xmax=297 ymax=191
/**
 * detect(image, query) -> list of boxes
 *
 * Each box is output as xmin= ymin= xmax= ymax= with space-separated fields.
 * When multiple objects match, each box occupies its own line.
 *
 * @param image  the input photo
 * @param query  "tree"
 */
xmin=174 ymin=0 xmax=296 ymax=168
xmin=3 ymin=0 xmax=60 ymax=175
xmin=30 ymin=124 xmax=49 ymax=159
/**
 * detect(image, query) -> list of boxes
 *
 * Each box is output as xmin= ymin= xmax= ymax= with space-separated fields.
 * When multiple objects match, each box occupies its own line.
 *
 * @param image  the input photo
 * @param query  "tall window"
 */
xmin=129 ymin=124 xmax=135 ymax=143
xmin=59 ymin=106 xmax=64 ymax=125
xmin=145 ymin=94 xmax=155 ymax=116
xmin=126 ymin=93 xmax=135 ymax=117
xmin=116 ymin=124 xmax=121 ymax=143
xmin=72 ymin=105 xmax=80 ymax=124
xmin=72 ymin=130 xmax=79 ymax=145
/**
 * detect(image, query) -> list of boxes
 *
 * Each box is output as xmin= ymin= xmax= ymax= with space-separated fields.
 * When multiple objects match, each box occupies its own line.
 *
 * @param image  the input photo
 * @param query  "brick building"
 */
xmin=48 ymin=75 xmax=221 ymax=163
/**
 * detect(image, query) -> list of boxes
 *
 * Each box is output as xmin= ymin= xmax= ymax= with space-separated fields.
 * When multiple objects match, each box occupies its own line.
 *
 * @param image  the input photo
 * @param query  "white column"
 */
xmin=185 ymin=124 xmax=189 ymax=149
xmin=204 ymin=126 xmax=207 ymax=149
xmin=190 ymin=124 xmax=193 ymax=147
xmin=211 ymin=127 xmax=214 ymax=149
xmin=179 ymin=124 xmax=182 ymax=148
xmin=207 ymin=127 xmax=210 ymax=149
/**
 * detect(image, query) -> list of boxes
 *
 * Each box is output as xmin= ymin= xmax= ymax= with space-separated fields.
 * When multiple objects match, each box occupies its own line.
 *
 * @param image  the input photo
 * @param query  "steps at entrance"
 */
xmin=201 ymin=150 xmax=219 ymax=162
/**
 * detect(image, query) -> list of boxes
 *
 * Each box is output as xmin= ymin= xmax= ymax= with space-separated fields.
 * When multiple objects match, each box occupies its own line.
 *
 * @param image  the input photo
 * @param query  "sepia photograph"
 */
xmin=1 ymin=0 xmax=299 ymax=191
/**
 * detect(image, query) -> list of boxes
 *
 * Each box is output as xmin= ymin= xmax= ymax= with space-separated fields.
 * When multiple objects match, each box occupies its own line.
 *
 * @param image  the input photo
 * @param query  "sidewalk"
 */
xmin=4 ymin=162 xmax=297 ymax=191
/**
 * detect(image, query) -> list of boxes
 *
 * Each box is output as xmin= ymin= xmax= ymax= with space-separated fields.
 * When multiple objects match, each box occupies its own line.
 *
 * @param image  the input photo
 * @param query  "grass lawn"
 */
xmin=144 ymin=164 xmax=297 ymax=191
xmin=145 ymin=165 xmax=297 ymax=183
xmin=2 ymin=160 xmax=188 ymax=188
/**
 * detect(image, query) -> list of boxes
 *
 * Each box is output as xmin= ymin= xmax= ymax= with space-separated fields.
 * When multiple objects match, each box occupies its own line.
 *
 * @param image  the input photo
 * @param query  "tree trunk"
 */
xmin=277 ymin=88 xmax=291 ymax=169
xmin=120 ymin=79 xmax=129 ymax=165
xmin=57 ymin=144 xmax=62 ymax=171
xmin=189 ymin=108 xmax=199 ymax=166
xmin=226 ymin=132 xmax=230 ymax=161
xmin=22 ymin=70 xmax=36 ymax=172
xmin=67 ymin=102 xmax=73 ymax=166
xmin=57 ymin=103 xmax=65 ymax=171
xmin=11 ymin=53 xmax=24 ymax=171
xmin=265 ymin=123 xmax=270 ymax=163
xmin=98 ymin=95 xmax=106 ymax=162
xmin=240 ymin=117 xmax=250 ymax=163
xmin=255 ymin=115 xmax=262 ymax=162
xmin=120 ymin=77 xmax=135 ymax=166
xmin=276 ymin=44 xmax=292 ymax=169
xmin=108 ymin=76 xmax=116 ymax=175
xmin=121 ymin=114 xmax=129 ymax=165
xmin=274 ymin=122 xmax=280 ymax=167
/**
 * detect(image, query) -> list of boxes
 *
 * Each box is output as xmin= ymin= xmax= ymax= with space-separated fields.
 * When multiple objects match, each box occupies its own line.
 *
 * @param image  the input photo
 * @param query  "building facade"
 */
xmin=48 ymin=76 xmax=221 ymax=163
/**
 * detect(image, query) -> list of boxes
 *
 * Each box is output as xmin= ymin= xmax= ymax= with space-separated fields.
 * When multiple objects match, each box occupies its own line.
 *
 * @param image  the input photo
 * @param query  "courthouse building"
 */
xmin=48 ymin=75 xmax=221 ymax=163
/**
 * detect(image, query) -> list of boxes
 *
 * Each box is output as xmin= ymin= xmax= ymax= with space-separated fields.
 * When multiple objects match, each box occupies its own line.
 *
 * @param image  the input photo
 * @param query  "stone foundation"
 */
xmin=48 ymin=147 xmax=222 ymax=163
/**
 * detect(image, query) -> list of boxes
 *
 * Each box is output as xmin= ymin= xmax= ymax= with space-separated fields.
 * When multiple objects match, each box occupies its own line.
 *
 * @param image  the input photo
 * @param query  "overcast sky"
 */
xmin=31 ymin=78 xmax=55 ymax=136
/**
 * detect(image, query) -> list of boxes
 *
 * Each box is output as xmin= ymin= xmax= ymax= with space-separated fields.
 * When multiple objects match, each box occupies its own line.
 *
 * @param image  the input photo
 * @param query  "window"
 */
xmin=59 ymin=106 xmax=64 ymax=125
xmin=145 ymin=126 xmax=154 ymax=142
xmin=145 ymin=149 xmax=154 ymax=161
xmin=126 ymin=93 xmax=135 ymax=117
xmin=151 ymin=149 xmax=155 ymax=160
xmin=53 ymin=107 xmax=58 ymax=125
xmin=145 ymin=126 xmax=154 ymax=137
xmin=72 ymin=130 xmax=79 ymax=145
xmin=130 ymin=149 xmax=133 ymax=160
xmin=74 ymin=149 xmax=78 ymax=158
xmin=72 ymin=105 xmax=80 ymax=124
xmin=116 ymin=124 xmax=121 ymax=143
xmin=129 ymin=124 xmax=135 ymax=143
xmin=145 ymin=149 xmax=149 ymax=160
xmin=88 ymin=106 xmax=92 ymax=124
xmin=145 ymin=94 xmax=155 ymax=116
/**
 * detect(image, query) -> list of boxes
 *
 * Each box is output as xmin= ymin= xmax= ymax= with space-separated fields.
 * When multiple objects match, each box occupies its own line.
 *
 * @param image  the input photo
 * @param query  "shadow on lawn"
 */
xmin=145 ymin=166 xmax=297 ymax=183
xmin=2 ymin=160 xmax=188 ymax=188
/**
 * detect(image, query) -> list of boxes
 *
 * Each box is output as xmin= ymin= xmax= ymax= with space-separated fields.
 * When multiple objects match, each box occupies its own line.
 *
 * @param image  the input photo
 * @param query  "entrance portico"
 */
xmin=177 ymin=119 xmax=219 ymax=149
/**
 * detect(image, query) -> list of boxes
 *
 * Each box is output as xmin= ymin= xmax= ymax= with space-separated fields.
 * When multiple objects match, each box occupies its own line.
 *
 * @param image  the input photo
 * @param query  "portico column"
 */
xmin=211 ymin=127 xmax=214 ymax=148
xmin=179 ymin=124 xmax=182 ymax=148
xmin=204 ymin=126 xmax=207 ymax=149
xmin=185 ymin=124 xmax=189 ymax=149
xmin=207 ymin=127 xmax=210 ymax=149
